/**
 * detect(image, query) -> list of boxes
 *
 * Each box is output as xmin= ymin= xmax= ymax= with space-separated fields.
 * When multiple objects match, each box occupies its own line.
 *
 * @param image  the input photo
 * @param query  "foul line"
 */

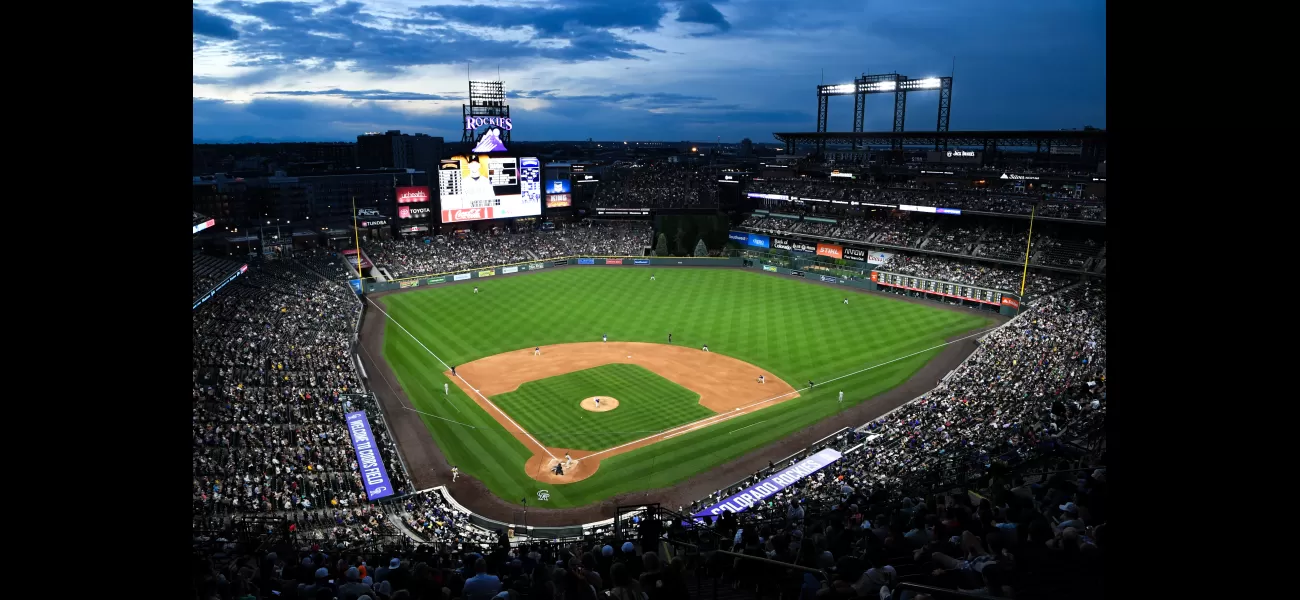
xmin=577 ymin=326 xmax=997 ymax=463
xmin=358 ymin=341 xmax=478 ymax=429
xmin=728 ymin=419 xmax=769 ymax=435
xmin=366 ymin=297 xmax=558 ymax=461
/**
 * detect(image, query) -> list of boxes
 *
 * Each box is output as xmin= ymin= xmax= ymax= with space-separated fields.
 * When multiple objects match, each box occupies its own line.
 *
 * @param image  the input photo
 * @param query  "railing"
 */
xmin=893 ymin=582 xmax=1007 ymax=600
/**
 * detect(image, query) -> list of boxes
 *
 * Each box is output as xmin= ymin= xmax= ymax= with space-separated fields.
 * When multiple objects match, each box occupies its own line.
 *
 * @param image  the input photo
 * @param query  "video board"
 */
xmin=438 ymin=155 xmax=542 ymax=223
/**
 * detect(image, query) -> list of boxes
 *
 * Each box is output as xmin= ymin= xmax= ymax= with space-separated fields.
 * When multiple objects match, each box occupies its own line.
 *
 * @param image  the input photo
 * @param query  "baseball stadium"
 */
xmin=194 ymin=17 xmax=1107 ymax=596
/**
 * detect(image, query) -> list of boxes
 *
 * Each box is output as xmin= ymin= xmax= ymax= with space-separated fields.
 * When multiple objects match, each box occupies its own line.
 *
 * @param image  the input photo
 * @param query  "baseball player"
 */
xmin=451 ymin=466 xmax=459 ymax=482
xmin=839 ymin=390 xmax=844 ymax=404
xmin=668 ymin=333 xmax=672 ymax=344
xmin=474 ymin=286 xmax=479 ymax=294
xmin=595 ymin=397 xmax=601 ymax=408
xmin=444 ymin=382 xmax=449 ymax=395
xmin=603 ymin=333 xmax=608 ymax=343
xmin=758 ymin=374 xmax=766 ymax=384
xmin=808 ymin=379 xmax=815 ymax=388
xmin=702 ymin=344 xmax=709 ymax=352
xmin=534 ymin=346 xmax=541 ymax=356
xmin=451 ymin=365 xmax=457 ymax=376
xmin=651 ymin=274 xmax=656 ymax=281
xmin=843 ymin=297 xmax=849 ymax=305
xmin=565 ymin=452 xmax=574 ymax=468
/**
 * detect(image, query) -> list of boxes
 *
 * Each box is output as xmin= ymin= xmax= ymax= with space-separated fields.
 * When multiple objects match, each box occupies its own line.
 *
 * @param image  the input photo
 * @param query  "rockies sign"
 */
xmin=536 ymin=490 xmax=550 ymax=501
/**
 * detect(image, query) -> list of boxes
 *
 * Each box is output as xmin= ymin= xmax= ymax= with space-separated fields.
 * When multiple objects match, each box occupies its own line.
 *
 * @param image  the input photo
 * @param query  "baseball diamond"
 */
xmin=369 ymin=266 xmax=996 ymax=512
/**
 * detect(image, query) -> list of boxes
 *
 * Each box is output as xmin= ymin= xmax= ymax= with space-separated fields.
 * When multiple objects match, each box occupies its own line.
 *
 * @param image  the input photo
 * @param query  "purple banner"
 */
xmin=693 ymin=447 xmax=842 ymax=519
xmin=345 ymin=411 xmax=396 ymax=501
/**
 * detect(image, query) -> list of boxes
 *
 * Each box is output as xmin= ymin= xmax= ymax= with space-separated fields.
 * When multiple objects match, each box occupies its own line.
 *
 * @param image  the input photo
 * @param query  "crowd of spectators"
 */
xmin=195 ymin=253 xmax=250 ymax=303
xmin=396 ymin=490 xmax=500 ymax=549
xmin=747 ymin=179 xmax=1105 ymax=222
xmin=879 ymin=253 xmax=1070 ymax=299
xmin=192 ymin=259 xmax=412 ymax=521
xmin=592 ymin=163 xmax=718 ymax=208
xmin=364 ymin=222 xmax=653 ymax=279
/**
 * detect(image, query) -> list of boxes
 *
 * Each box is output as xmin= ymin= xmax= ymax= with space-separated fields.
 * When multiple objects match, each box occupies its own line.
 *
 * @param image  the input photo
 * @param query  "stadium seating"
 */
xmin=192 ymin=244 xmax=1105 ymax=600
xmin=193 ymin=252 xmax=249 ymax=304
xmin=592 ymin=163 xmax=719 ymax=208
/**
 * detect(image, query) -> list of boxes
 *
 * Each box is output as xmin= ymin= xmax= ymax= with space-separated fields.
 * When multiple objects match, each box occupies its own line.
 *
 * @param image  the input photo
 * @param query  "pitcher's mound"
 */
xmin=580 ymin=397 xmax=619 ymax=412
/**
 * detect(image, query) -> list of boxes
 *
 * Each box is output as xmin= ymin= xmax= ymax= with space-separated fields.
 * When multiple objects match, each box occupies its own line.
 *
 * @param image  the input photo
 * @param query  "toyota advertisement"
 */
xmin=396 ymin=186 xmax=431 ymax=204
xmin=398 ymin=205 xmax=432 ymax=219
xmin=438 ymin=155 xmax=542 ymax=223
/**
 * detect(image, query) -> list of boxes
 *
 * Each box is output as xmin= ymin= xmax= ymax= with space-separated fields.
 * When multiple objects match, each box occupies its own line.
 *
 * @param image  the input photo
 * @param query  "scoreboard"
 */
xmin=870 ymin=270 xmax=1017 ymax=307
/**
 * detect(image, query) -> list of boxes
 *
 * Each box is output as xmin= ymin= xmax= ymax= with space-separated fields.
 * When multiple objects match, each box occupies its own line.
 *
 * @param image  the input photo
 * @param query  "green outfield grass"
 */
xmin=490 ymin=363 xmax=711 ymax=451
xmin=380 ymin=267 xmax=994 ymax=508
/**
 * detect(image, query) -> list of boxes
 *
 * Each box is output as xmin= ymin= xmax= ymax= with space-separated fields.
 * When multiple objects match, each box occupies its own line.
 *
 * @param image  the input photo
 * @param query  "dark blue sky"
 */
xmin=193 ymin=0 xmax=1106 ymax=142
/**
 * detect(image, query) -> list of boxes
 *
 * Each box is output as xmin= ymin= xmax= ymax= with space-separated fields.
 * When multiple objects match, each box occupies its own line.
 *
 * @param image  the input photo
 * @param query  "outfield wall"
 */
xmin=362 ymin=256 xmax=742 ymax=294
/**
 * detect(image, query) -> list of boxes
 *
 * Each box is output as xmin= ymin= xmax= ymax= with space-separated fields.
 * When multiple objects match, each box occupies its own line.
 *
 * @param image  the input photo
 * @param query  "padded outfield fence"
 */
xmin=348 ymin=252 xmax=1021 ymax=316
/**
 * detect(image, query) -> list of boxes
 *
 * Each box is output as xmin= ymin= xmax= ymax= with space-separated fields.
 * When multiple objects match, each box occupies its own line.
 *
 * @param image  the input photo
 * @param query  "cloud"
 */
xmin=204 ymin=0 xmax=660 ymax=73
xmin=676 ymin=1 xmax=731 ymax=33
xmin=256 ymin=88 xmax=460 ymax=101
xmin=193 ymin=6 xmax=240 ymax=40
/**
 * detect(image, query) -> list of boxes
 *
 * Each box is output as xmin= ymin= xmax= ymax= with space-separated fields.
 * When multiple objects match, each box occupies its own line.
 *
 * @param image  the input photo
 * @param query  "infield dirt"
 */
xmin=446 ymin=342 xmax=799 ymax=484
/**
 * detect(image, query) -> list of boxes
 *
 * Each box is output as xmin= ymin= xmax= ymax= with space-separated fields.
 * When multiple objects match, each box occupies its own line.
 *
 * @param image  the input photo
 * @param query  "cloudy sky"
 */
xmin=193 ymin=0 xmax=1106 ymax=142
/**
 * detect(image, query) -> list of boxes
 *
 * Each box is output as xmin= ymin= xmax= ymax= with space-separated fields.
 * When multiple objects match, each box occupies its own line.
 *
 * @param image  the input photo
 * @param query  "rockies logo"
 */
xmin=536 ymin=490 xmax=551 ymax=501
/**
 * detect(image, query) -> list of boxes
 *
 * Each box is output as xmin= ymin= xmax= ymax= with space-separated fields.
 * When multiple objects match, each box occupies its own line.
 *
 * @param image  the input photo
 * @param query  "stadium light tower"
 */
xmin=816 ymin=72 xmax=953 ymax=152
xmin=463 ymin=80 xmax=511 ymax=147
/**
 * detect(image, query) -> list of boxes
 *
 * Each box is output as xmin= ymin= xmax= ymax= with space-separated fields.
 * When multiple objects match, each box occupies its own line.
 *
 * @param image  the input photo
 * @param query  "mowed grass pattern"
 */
xmin=381 ymin=267 xmax=993 ymax=508
xmin=490 ymin=364 xmax=712 ymax=450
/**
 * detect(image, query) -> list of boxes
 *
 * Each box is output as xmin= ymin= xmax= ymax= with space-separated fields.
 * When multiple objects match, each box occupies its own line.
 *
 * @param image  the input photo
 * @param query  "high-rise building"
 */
xmin=357 ymin=131 xmax=444 ymax=174
xmin=739 ymin=138 xmax=753 ymax=157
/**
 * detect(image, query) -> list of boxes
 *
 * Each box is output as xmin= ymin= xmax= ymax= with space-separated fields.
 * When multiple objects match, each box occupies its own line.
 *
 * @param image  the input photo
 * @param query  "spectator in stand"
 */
xmin=462 ymin=557 xmax=502 ymax=600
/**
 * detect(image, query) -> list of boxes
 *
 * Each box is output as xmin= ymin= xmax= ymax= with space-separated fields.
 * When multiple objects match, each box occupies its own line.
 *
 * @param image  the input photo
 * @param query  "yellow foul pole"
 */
xmin=1018 ymin=204 xmax=1036 ymax=297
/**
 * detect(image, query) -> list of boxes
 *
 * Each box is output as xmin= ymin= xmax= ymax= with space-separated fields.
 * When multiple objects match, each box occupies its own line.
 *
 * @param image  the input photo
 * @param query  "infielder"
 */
xmin=651 ymin=274 xmax=656 ymax=281
xmin=808 ymin=379 xmax=815 ymax=388
xmin=603 ymin=333 xmax=608 ymax=343
xmin=444 ymin=383 xmax=449 ymax=395
xmin=451 ymin=466 xmax=459 ymax=482
xmin=839 ymin=390 xmax=844 ymax=403
xmin=702 ymin=344 xmax=709 ymax=352
xmin=668 ymin=333 xmax=672 ymax=343
xmin=843 ymin=298 xmax=849 ymax=305
xmin=534 ymin=346 xmax=541 ymax=356
xmin=758 ymin=375 xmax=766 ymax=384
xmin=474 ymin=286 xmax=479 ymax=294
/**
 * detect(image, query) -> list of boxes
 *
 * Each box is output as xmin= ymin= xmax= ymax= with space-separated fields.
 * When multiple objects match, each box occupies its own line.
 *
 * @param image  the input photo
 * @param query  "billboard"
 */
xmin=790 ymin=241 xmax=816 ymax=254
xmin=546 ymin=180 xmax=572 ymax=195
xmin=692 ymin=448 xmax=842 ymax=519
xmin=398 ymin=205 xmax=432 ymax=219
xmin=193 ymin=218 xmax=216 ymax=234
xmin=816 ymin=243 xmax=842 ymax=259
xmin=345 ymin=411 xmax=396 ymax=501
xmin=746 ymin=233 xmax=770 ymax=249
xmin=438 ymin=155 xmax=542 ymax=223
xmin=843 ymin=247 xmax=866 ymax=262
xmin=606 ymin=259 xmax=623 ymax=265
xmin=546 ymin=194 xmax=572 ymax=208
xmin=728 ymin=231 xmax=748 ymax=243
xmin=396 ymin=186 xmax=431 ymax=204
xmin=926 ymin=150 xmax=981 ymax=164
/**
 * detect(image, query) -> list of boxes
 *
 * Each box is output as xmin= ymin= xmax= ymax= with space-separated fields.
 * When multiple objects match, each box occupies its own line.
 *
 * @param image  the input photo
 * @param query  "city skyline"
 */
xmin=194 ymin=0 xmax=1107 ymax=143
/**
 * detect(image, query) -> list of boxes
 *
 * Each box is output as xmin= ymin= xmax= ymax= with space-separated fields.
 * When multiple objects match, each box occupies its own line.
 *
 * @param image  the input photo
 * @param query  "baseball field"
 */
xmin=376 ymin=267 xmax=994 ymax=509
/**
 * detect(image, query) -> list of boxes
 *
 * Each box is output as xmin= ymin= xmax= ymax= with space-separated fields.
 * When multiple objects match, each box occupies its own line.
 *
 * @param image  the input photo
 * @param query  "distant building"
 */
xmin=739 ymin=138 xmax=753 ymax=157
xmin=357 ymin=130 xmax=444 ymax=174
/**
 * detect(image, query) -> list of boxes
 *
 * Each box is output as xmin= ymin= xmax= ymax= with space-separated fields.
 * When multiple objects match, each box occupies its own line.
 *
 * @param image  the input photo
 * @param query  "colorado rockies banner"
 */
xmin=345 ymin=411 xmax=396 ymax=501
xmin=692 ymin=448 xmax=842 ymax=519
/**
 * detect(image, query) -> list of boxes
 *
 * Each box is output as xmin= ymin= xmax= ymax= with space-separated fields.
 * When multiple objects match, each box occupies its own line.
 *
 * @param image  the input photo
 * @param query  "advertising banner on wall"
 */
xmin=866 ymin=251 xmax=894 ymax=266
xmin=502 ymin=266 xmax=519 ymax=274
xmin=728 ymin=231 xmax=748 ymax=243
xmin=692 ymin=448 xmax=842 ymax=518
xmin=762 ymin=264 xmax=778 ymax=272
xmin=790 ymin=241 xmax=816 ymax=254
xmin=396 ymin=186 xmax=431 ymax=204
xmin=926 ymin=150 xmax=981 ymax=164
xmin=633 ymin=259 xmax=650 ymax=265
xmin=1001 ymin=297 xmax=1021 ymax=309
xmin=427 ymin=276 xmax=446 ymax=285
xmin=816 ymin=243 xmax=843 ymax=259
xmin=606 ymin=258 xmax=623 ymax=265
xmin=772 ymin=238 xmax=791 ymax=251
xmin=843 ymin=247 xmax=866 ymax=262
xmin=345 ymin=411 xmax=396 ymax=501
xmin=478 ymin=269 xmax=495 ymax=277
xmin=746 ymin=233 xmax=770 ymax=249
xmin=398 ymin=205 xmax=432 ymax=219
xmin=577 ymin=258 xmax=596 ymax=265
xmin=453 ymin=273 xmax=471 ymax=281
xmin=399 ymin=279 xmax=419 ymax=289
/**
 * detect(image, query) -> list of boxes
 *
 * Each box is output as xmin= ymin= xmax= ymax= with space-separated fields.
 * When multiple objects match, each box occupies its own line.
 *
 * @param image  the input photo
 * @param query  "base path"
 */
xmin=445 ymin=342 xmax=799 ymax=483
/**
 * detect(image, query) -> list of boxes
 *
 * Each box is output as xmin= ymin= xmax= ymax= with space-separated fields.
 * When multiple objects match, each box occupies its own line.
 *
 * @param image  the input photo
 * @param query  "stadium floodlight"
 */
xmin=823 ymin=84 xmax=855 ymax=95
xmin=915 ymin=78 xmax=941 ymax=89
xmin=865 ymin=81 xmax=896 ymax=92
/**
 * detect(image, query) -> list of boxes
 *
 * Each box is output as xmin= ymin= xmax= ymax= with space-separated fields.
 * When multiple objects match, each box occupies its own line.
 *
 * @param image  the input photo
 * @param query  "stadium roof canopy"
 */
xmin=772 ymin=129 xmax=1106 ymax=148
